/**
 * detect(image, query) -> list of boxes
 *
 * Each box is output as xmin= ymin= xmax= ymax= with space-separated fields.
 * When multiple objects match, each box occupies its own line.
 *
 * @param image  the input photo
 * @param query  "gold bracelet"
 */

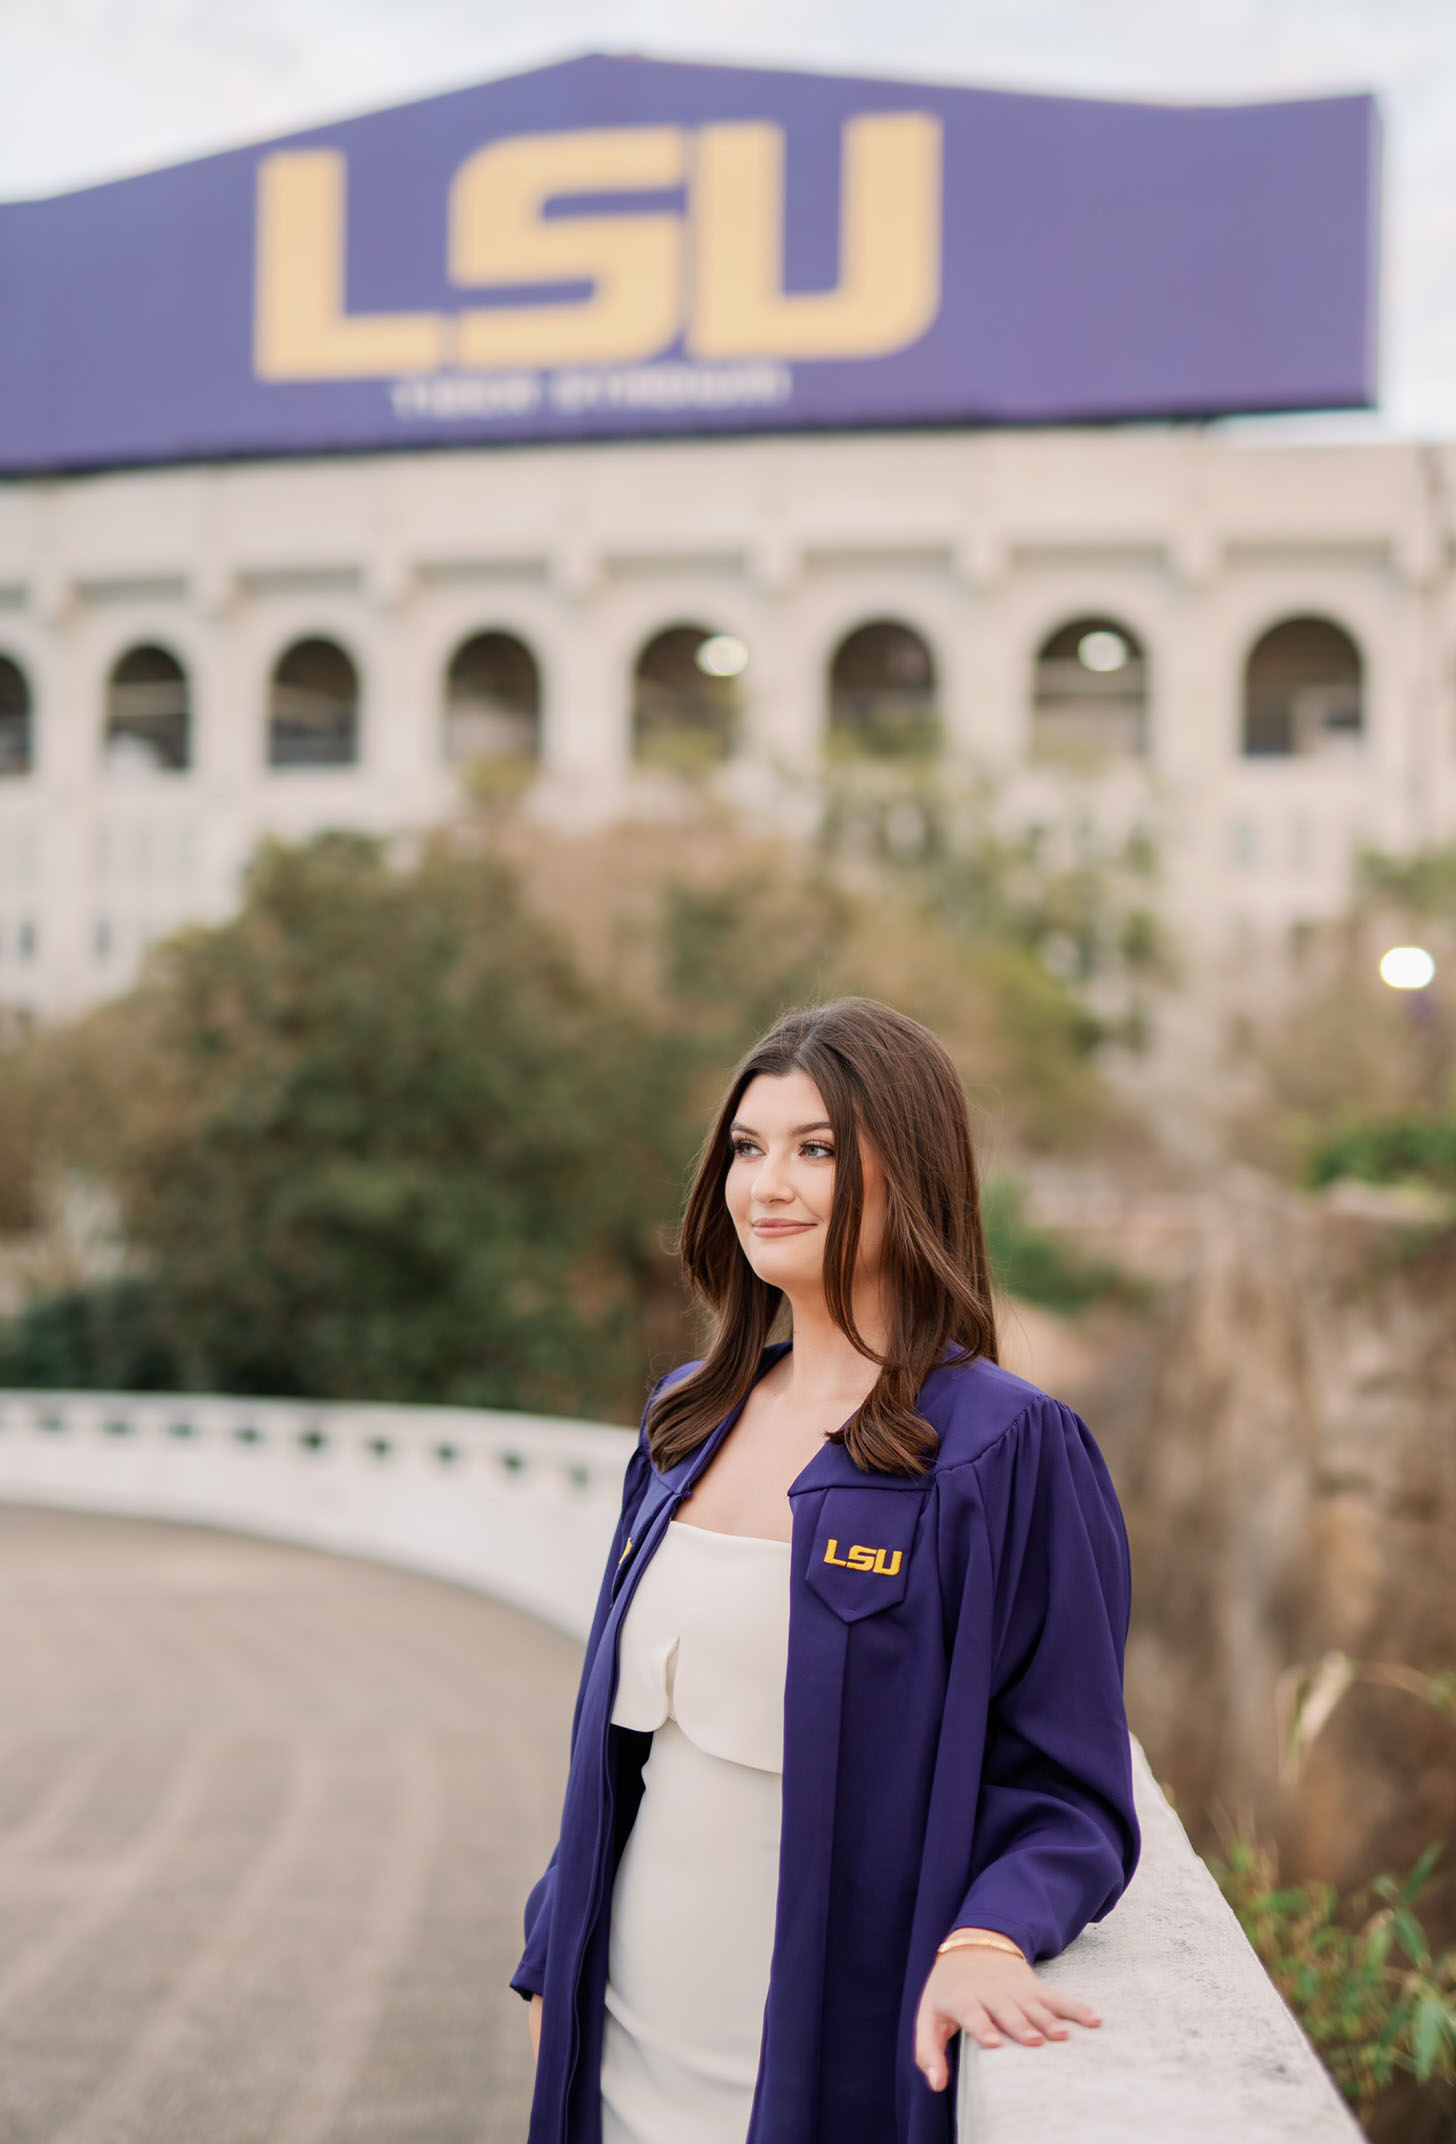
xmin=935 ymin=1929 xmax=1027 ymax=1964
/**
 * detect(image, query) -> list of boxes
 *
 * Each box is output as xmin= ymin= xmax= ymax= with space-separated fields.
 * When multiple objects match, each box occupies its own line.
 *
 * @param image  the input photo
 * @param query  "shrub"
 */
xmin=1309 ymin=1116 xmax=1456 ymax=1194
xmin=1214 ymin=1838 xmax=1456 ymax=2129
xmin=0 ymin=1278 xmax=177 ymax=1391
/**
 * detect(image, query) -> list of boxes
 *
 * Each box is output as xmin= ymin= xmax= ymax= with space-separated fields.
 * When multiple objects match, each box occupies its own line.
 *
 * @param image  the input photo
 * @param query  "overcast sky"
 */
xmin=3 ymin=0 xmax=1453 ymax=436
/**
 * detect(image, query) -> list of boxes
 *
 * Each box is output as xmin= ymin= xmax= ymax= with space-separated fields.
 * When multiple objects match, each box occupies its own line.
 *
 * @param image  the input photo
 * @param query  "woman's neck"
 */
xmin=777 ymin=1282 xmax=889 ymax=1408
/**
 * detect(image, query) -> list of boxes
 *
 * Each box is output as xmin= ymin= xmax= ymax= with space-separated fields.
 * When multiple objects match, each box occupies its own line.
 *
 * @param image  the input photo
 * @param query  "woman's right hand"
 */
xmin=914 ymin=1946 xmax=1099 ymax=2090
xmin=529 ymin=1993 xmax=543 ymax=2061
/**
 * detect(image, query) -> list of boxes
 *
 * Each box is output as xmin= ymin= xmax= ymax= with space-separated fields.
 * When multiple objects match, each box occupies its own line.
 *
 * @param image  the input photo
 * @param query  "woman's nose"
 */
xmin=752 ymin=1149 xmax=792 ymax=1200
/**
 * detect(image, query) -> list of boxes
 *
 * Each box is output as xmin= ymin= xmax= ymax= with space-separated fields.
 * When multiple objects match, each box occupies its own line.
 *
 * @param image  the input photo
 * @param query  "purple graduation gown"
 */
xmin=512 ymin=1344 xmax=1140 ymax=2143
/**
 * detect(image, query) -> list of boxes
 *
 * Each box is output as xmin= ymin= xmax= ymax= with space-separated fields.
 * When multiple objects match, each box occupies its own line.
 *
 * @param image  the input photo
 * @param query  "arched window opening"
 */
xmin=443 ymin=632 xmax=541 ymax=763
xmin=632 ymin=625 xmax=744 ymax=770
xmin=268 ymin=638 xmax=359 ymax=768
xmin=104 ymin=645 xmax=190 ymax=774
xmin=0 ymin=654 xmax=32 ymax=776
xmin=1242 ymin=617 xmax=1362 ymax=758
xmin=1031 ymin=617 xmax=1147 ymax=762
xmin=827 ymin=621 xmax=940 ymax=759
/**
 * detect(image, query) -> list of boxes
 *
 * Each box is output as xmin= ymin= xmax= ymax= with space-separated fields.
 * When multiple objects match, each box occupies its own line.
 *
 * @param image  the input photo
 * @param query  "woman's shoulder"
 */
xmin=918 ymin=1352 xmax=1075 ymax=1473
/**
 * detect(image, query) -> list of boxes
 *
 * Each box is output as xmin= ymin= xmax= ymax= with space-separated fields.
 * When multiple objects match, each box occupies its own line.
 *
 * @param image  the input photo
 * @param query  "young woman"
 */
xmin=513 ymin=997 xmax=1140 ymax=2144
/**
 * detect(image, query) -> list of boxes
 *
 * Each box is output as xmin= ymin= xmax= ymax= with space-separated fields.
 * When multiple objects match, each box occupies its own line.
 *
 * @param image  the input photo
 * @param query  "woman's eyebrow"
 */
xmin=730 ymin=1120 xmax=834 ymax=1138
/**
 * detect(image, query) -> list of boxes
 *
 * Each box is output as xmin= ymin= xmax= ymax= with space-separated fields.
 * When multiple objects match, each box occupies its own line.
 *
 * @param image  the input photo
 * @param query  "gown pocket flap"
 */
xmin=804 ymin=1490 xmax=921 ymax=1623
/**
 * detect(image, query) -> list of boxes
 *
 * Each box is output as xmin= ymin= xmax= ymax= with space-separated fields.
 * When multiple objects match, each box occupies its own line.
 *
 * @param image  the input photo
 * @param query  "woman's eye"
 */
xmin=728 ymin=1136 xmax=832 ymax=1160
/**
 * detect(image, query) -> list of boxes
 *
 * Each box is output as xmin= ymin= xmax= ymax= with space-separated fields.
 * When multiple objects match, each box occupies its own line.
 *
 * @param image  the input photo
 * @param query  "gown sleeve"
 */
xmin=943 ymin=1395 xmax=1141 ymax=1967
xmin=509 ymin=1408 xmax=655 ymax=2001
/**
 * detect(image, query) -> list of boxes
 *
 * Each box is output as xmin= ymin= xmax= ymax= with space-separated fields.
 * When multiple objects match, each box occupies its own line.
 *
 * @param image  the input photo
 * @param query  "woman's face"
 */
xmin=724 ymin=1069 xmax=886 ymax=1298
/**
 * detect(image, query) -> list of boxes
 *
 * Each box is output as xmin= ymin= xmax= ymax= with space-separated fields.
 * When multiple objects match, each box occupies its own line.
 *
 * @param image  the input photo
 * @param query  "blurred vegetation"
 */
xmin=813 ymin=758 xmax=1174 ymax=1041
xmin=980 ymin=1176 xmax=1136 ymax=1314
xmin=1309 ymin=1117 xmax=1456 ymax=1195
xmin=0 ymin=805 xmax=1147 ymax=1413
xmin=489 ymin=805 xmax=1134 ymax=1155
xmin=3 ymin=834 xmax=679 ymax=1413
xmin=1214 ymin=1839 xmax=1456 ymax=2130
xmin=1213 ymin=1660 xmax=1456 ymax=2136
xmin=1277 ymin=1653 xmax=1456 ymax=1790
xmin=1359 ymin=844 xmax=1456 ymax=920
xmin=1232 ymin=839 xmax=1456 ymax=1199
xmin=0 ymin=1278 xmax=179 ymax=1392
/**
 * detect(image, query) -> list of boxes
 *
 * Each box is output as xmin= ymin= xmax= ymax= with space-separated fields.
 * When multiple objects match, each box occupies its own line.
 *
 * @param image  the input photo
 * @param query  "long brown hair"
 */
xmin=647 ymin=997 xmax=998 ymax=1478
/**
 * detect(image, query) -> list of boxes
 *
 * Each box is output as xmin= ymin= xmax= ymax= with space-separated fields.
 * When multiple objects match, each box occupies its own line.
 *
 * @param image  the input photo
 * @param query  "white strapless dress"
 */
xmin=601 ymin=1519 xmax=791 ymax=2144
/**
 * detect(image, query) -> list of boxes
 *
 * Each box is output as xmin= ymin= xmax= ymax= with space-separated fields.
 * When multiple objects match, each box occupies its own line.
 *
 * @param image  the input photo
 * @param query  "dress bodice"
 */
xmin=610 ymin=1519 xmax=791 ymax=1774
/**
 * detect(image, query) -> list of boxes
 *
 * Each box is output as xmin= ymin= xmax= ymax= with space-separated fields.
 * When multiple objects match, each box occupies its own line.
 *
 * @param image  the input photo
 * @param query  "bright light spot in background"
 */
xmin=1077 ymin=629 xmax=1129 ymax=674
xmin=695 ymin=634 xmax=749 ymax=678
xmin=1379 ymin=946 xmax=1436 ymax=990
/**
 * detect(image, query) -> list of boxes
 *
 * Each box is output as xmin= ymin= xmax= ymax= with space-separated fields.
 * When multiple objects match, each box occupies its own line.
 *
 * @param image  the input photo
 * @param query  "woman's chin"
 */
xmin=742 ymin=1242 xmax=820 ymax=1288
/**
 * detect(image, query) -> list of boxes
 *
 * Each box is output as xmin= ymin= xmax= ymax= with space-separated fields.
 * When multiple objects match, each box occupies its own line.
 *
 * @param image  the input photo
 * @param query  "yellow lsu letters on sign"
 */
xmin=823 ymin=1538 xmax=903 ymax=1577
xmin=253 ymin=114 xmax=942 ymax=382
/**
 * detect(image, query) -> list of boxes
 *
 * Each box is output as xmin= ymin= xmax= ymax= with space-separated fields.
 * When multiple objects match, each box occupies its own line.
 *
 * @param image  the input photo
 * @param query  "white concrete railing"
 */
xmin=0 ymin=1388 xmax=1362 ymax=2144
xmin=0 ymin=1386 xmax=634 ymax=1641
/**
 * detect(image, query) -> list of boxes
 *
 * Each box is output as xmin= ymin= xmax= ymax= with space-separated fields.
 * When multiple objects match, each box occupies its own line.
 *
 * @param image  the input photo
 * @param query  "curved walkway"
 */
xmin=0 ymin=1503 xmax=581 ymax=2144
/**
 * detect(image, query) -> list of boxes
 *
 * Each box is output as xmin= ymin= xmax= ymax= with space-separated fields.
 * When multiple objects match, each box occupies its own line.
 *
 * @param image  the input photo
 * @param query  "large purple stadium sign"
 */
xmin=0 ymin=54 xmax=1379 ymax=472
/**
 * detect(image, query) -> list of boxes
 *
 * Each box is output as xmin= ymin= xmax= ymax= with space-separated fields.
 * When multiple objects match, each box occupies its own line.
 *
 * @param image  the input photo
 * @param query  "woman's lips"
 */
xmin=751 ymin=1220 xmax=814 ymax=1234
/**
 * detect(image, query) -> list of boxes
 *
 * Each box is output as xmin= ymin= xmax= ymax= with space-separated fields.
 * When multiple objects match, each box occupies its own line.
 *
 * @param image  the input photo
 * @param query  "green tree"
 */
xmin=18 ymin=832 xmax=682 ymax=1418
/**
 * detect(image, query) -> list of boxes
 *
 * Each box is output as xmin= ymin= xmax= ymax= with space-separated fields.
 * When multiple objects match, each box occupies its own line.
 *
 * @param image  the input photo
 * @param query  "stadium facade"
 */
xmin=2 ymin=55 xmax=1440 ymax=1021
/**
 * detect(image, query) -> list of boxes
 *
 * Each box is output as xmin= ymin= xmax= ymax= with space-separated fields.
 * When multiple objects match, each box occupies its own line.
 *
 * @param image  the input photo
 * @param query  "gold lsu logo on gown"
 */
xmin=822 ymin=1538 xmax=902 ymax=1577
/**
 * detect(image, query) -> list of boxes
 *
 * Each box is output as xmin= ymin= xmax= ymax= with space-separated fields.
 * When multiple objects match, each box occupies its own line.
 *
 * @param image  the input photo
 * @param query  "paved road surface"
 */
xmin=0 ymin=1504 xmax=582 ymax=2144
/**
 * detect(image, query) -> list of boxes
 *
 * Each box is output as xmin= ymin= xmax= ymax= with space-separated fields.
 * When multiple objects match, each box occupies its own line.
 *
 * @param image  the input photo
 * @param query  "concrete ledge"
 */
xmin=956 ymin=1738 xmax=1361 ymax=2142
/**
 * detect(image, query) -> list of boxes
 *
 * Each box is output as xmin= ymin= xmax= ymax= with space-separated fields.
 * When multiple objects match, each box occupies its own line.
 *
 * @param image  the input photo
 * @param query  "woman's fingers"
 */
xmin=913 ymin=1996 xmax=957 ymax=2090
xmin=954 ymin=2000 xmax=1003 ymax=2053
xmin=915 ymin=1994 xmax=1003 ymax=2089
xmin=1019 ymin=1997 xmax=1069 ymax=2041
xmin=1039 ymin=1979 xmax=1101 ymax=2028
xmin=983 ymin=1986 xmax=1100 ymax=2044
xmin=982 ymin=1998 xmax=1045 ymax=2046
